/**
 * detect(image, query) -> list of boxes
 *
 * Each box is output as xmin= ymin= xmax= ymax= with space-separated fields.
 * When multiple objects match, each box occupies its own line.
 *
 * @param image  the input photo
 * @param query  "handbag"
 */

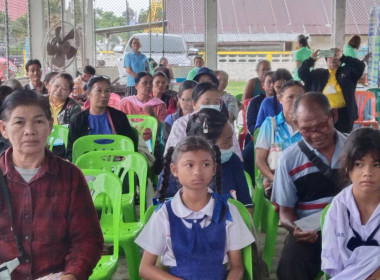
xmin=266 ymin=117 xmax=282 ymax=171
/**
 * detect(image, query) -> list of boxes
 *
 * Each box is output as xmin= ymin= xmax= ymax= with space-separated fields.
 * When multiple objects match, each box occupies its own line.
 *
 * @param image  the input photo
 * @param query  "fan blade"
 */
xmin=63 ymin=29 xmax=75 ymax=41
xmin=55 ymin=26 xmax=62 ymax=38
xmin=52 ymin=52 xmax=65 ymax=68
xmin=59 ymin=40 xmax=71 ymax=53
xmin=66 ymin=46 xmax=78 ymax=60
xmin=47 ymin=42 xmax=58 ymax=56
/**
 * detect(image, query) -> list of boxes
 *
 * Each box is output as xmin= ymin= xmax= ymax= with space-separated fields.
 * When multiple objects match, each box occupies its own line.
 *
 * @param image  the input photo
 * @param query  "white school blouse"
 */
xmin=321 ymin=185 xmax=380 ymax=279
xmin=135 ymin=188 xmax=255 ymax=266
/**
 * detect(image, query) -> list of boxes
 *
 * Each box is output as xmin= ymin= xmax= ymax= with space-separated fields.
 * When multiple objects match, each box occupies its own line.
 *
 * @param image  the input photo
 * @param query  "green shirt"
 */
xmin=186 ymin=67 xmax=198 ymax=80
xmin=293 ymin=47 xmax=312 ymax=81
xmin=343 ymin=44 xmax=357 ymax=58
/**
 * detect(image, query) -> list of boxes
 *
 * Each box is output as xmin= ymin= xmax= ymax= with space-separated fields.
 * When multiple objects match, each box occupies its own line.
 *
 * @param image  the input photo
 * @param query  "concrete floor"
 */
xmin=111 ymin=227 xmax=288 ymax=280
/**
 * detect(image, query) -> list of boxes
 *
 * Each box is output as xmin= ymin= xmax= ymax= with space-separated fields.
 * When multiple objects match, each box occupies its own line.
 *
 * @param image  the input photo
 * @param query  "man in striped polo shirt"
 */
xmin=272 ymin=92 xmax=347 ymax=280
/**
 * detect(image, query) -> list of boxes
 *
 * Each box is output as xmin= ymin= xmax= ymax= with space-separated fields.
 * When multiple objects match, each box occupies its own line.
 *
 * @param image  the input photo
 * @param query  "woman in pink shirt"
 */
xmin=119 ymin=71 xmax=167 ymax=123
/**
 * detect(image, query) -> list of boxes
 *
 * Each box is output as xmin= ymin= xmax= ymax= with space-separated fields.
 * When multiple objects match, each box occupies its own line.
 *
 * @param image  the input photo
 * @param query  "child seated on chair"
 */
xmin=158 ymin=108 xmax=252 ymax=209
xmin=135 ymin=136 xmax=254 ymax=280
xmin=321 ymin=127 xmax=380 ymax=279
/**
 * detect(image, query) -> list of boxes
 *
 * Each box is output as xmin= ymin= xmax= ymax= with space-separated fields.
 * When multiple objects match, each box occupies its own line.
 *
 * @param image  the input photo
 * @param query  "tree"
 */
xmin=95 ymin=8 xmax=127 ymax=29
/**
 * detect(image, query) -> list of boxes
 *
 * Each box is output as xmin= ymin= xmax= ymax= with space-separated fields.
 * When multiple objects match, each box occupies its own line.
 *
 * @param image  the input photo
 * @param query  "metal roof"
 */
xmin=166 ymin=0 xmax=380 ymax=38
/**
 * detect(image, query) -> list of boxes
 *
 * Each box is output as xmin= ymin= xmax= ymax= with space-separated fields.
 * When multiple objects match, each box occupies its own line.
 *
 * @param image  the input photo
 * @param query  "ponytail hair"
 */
xmin=213 ymin=144 xmax=222 ymax=194
xmin=272 ymin=68 xmax=292 ymax=115
xmin=158 ymin=146 xmax=175 ymax=203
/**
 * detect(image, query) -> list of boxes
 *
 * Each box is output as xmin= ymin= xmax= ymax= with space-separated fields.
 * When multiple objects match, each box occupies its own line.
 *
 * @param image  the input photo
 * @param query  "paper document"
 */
xmin=294 ymin=211 xmax=322 ymax=232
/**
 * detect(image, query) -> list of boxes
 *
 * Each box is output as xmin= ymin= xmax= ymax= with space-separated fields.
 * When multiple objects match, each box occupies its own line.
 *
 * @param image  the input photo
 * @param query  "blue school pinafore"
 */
xmin=166 ymin=194 xmax=231 ymax=280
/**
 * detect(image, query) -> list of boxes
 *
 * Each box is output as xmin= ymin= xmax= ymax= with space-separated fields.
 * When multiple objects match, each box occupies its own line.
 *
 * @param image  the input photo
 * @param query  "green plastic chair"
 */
xmin=244 ymin=171 xmax=253 ymax=199
xmin=78 ymin=151 xmax=148 ymax=280
xmin=316 ymin=204 xmax=332 ymax=280
xmin=46 ymin=124 xmax=69 ymax=151
xmin=262 ymin=198 xmax=279 ymax=272
xmin=252 ymin=180 xmax=264 ymax=232
xmin=82 ymin=169 xmax=122 ymax=280
xmin=235 ymin=93 xmax=243 ymax=103
xmin=76 ymin=150 xmax=147 ymax=224
xmin=72 ymin=134 xmax=135 ymax=164
xmin=127 ymin=114 xmax=158 ymax=153
xmin=228 ymin=198 xmax=253 ymax=280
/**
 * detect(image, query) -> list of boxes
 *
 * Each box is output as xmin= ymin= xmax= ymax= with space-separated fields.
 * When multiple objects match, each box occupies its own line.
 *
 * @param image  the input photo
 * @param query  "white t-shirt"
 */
xmin=321 ymin=185 xmax=380 ymax=279
xmin=135 ymin=188 xmax=254 ymax=266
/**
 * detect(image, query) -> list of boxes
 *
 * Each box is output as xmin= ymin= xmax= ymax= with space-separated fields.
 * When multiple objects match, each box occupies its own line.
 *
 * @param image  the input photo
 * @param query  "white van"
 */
xmin=117 ymin=33 xmax=195 ymax=78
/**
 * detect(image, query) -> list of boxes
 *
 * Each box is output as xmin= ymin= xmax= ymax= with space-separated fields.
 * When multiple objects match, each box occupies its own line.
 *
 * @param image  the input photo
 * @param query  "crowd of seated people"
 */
xmin=0 ymin=42 xmax=377 ymax=280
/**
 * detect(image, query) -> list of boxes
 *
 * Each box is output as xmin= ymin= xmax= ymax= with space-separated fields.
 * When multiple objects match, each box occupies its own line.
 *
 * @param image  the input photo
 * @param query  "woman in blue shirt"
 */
xmin=124 ymin=37 xmax=149 ymax=96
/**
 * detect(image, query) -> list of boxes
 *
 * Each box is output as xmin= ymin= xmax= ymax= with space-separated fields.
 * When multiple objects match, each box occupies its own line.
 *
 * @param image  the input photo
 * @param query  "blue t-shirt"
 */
xmin=123 ymin=51 xmax=148 ymax=86
xmin=88 ymin=113 xmax=112 ymax=135
xmin=255 ymin=96 xmax=282 ymax=130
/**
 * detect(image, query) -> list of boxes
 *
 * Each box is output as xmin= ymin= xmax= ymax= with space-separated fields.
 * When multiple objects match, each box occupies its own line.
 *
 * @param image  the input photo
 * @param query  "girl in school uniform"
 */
xmin=135 ymin=136 xmax=254 ymax=280
xmin=321 ymin=127 xmax=380 ymax=280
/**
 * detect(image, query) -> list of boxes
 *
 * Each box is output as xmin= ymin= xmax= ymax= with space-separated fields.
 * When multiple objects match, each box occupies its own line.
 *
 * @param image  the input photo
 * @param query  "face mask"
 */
xmin=220 ymin=146 xmax=234 ymax=163
xmin=199 ymin=104 xmax=221 ymax=111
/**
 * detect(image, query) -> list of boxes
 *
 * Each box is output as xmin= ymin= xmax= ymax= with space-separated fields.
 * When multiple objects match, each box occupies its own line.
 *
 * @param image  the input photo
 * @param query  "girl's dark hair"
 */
xmin=177 ymin=80 xmax=197 ymax=116
xmin=272 ymin=68 xmax=293 ymax=115
xmin=158 ymin=136 xmax=221 ymax=202
xmin=348 ymin=35 xmax=361 ymax=50
xmin=298 ymin=34 xmax=309 ymax=47
xmin=134 ymin=71 xmax=152 ymax=84
xmin=55 ymin=72 xmax=74 ymax=92
xmin=339 ymin=128 xmax=380 ymax=184
xmin=192 ymin=82 xmax=218 ymax=102
xmin=186 ymin=108 xmax=228 ymax=143
xmin=0 ymin=86 xmax=14 ymax=106
xmin=0 ymin=89 xmax=52 ymax=122
xmin=41 ymin=71 xmax=59 ymax=94
xmin=87 ymin=76 xmax=111 ymax=92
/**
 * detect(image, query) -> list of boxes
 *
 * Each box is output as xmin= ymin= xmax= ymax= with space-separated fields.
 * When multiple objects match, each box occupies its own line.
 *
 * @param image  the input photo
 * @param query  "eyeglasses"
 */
xmin=180 ymin=97 xmax=192 ymax=103
xmin=298 ymin=116 xmax=331 ymax=136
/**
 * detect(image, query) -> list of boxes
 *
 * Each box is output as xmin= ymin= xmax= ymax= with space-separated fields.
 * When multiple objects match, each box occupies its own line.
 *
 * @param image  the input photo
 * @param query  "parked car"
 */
xmin=117 ymin=33 xmax=196 ymax=78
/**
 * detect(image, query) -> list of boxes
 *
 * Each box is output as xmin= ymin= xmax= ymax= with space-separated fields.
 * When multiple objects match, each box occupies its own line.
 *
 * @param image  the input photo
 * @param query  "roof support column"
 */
xmin=82 ymin=0 xmax=95 ymax=67
xmin=331 ymin=0 xmax=346 ymax=49
xmin=205 ymin=0 xmax=217 ymax=70
xmin=28 ymin=0 xmax=44 ymax=65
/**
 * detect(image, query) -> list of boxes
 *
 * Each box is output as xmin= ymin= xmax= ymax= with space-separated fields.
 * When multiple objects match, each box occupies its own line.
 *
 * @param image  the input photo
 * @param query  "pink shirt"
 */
xmin=119 ymin=95 xmax=167 ymax=123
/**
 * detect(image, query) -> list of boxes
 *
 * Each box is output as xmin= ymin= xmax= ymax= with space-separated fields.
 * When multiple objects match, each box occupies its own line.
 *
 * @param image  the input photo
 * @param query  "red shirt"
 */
xmin=0 ymin=148 xmax=103 ymax=280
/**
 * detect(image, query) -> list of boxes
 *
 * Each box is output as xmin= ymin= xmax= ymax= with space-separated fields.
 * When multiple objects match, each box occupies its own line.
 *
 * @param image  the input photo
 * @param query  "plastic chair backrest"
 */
xmin=82 ymin=169 xmax=121 ymax=257
xmin=76 ymin=150 xmax=148 ymax=221
xmin=320 ymin=203 xmax=331 ymax=230
xmin=235 ymin=93 xmax=243 ymax=103
xmin=244 ymin=171 xmax=253 ymax=199
xmin=253 ymin=128 xmax=261 ymax=183
xmin=355 ymin=91 xmax=376 ymax=121
xmin=262 ymin=198 xmax=279 ymax=272
xmin=252 ymin=181 xmax=264 ymax=232
xmin=46 ymin=124 xmax=69 ymax=151
xmin=227 ymin=199 xmax=253 ymax=280
xmin=127 ymin=114 xmax=158 ymax=153
xmin=72 ymin=134 xmax=135 ymax=164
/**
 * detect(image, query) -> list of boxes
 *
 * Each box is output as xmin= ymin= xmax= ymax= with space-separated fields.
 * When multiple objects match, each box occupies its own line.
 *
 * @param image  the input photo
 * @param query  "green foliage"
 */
xmin=138 ymin=7 xmax=163 ymax=23
xmin=95 ymin=8 xmax=127 ymax=29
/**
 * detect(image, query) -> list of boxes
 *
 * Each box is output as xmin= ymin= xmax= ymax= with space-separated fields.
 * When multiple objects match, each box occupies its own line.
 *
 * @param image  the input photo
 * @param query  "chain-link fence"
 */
xmin=0 ymin=0 xmax=28 ymax=80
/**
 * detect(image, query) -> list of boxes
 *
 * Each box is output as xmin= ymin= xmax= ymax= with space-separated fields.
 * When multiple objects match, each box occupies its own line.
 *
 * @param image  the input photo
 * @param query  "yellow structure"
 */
xmin=144 ymin=0 xmax=163 ymax=33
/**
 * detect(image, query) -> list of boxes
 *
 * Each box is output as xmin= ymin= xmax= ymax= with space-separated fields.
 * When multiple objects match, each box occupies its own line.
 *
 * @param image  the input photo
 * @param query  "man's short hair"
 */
xmin=292 ymin=92 xmax=331 ymax=120
xmin=83 ymin=65 xmax=96 ymax=75
xmin=25 ymin=59 xmax=41 ymax=72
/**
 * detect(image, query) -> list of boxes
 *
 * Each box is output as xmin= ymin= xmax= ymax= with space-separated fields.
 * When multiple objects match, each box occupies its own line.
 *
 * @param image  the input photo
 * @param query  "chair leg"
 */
xmin=120 ymin=239 xmax=141 ymax=280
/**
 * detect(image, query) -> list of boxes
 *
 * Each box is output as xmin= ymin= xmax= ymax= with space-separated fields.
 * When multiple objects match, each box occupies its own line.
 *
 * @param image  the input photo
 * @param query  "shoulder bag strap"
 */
xmin=0 ymin=172 xmax=25 ymax=259
xmin=297 ymin=140 xmax=334 ymax=179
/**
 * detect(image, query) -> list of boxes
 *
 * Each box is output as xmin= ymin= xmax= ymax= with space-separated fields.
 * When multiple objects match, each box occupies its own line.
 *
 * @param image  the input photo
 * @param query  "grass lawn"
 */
xmin=226 ymin=81 xmax=246 ymax=96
